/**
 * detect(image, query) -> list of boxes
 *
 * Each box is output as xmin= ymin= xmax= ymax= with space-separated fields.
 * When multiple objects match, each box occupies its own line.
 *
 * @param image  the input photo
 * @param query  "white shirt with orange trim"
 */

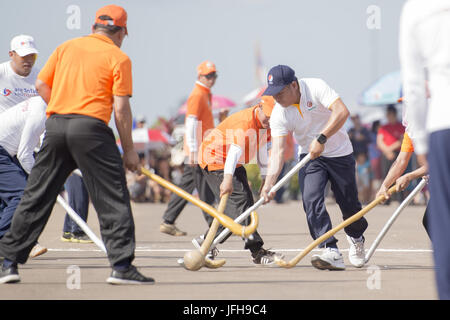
xmin=270 ymin=78 xmax=353 ymax=158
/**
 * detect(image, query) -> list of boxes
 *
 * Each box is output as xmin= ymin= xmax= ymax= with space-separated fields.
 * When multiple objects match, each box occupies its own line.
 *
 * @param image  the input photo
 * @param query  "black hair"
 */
xmin=386 ymin=104 xmax=397 ymax=115
xmin=93 ymin=15 xmax=123 ymax=35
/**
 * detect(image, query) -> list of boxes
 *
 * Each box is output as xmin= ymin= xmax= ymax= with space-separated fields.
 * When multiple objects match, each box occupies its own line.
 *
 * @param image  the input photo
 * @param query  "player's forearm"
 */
xmin=404 ymin=164 xmax=428 ymax=181
xmin=265 ymin=137 xmax=286 ymax=186
xmin=35 ymin=79 xmax=52 ymax=105
xmin=114 ymin=96 xmax=134 ymax=153
xmin=381 ymin=152 xmax=411 ymax=188
xmin=321 ymin=99 xmax=349 ymax=138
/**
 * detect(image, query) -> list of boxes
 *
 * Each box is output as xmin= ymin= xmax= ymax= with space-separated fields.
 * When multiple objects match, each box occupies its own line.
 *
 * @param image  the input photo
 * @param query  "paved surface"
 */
xmin=0 ymin=198 xmax=435 ymax=300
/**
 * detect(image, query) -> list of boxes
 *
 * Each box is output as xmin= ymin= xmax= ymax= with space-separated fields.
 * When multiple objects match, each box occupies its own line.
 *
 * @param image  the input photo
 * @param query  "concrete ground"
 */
xmin=0 ymin=198 xmax=436 ymax=300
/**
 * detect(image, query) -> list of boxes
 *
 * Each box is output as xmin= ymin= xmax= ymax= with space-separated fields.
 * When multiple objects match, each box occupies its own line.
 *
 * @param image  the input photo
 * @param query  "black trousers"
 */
xmin=162 ymin=164 xmax=215 ymax=227
xmin=0 ymin=114 xmax=135 ymax=267
xmin=202 ymin=166 xmax=264 ymax=253
xmin=298 ymin=153 xmax=368 ymax=248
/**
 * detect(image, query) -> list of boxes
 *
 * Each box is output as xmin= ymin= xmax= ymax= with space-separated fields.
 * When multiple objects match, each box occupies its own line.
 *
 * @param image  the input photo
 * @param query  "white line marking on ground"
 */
xmin=46 ymin=248 xmax=432 ymax=253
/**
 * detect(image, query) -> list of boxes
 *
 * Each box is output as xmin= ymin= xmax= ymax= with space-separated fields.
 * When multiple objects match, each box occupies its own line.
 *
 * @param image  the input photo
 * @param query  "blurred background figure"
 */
xmin=348 ymin=114 xmax=373 ymax=205
xmin=61 ymin=174 xmax=93 ymax=243
xmin=135 ymin=115 xmax=146 ymax=129
xmin=376 ymin=105 xmax=405 ymax=203
xmin=368 ymin=120 xmax=382 ymax=197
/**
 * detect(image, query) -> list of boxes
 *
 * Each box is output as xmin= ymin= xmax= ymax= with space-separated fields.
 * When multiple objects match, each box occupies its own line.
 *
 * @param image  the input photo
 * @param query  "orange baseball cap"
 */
xmin=260 ymin=95 xmax=275 ymax=116
xmin=197 ymin=60 xmax=216 ymax=76
xmin=95 ymin=5 xmax=128 ymax=28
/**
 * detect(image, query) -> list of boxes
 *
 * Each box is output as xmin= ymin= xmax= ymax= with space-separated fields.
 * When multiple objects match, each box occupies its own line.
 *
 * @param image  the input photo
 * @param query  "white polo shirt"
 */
xmin=0 ymin=61 xmax=39 ymax=113
xmin=400 ymin=0 xmax=450 ymax=154
xmin=0 ymin=96 xmax=46 ymax=174
xmin=270 ymin=78 xmax=353 ymax=158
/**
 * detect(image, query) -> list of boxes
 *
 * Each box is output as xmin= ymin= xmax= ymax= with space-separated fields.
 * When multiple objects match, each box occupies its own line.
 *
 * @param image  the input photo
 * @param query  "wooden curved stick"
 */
xmin=140 ymin=167 xmax=258 ymax=237
xmin=275 ymin=185 xmax=398 ymax=268
xmin=183 ymin=194 xmax=229 ymax=271
xmin=200 ymin=194 xmax=229 ymax=256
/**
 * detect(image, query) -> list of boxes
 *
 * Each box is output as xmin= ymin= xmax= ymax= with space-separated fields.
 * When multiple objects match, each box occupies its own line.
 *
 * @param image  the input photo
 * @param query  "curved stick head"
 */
xmin=183 ymin=250 xmax=205 ymax=271
xmin=274 ymin=256 xmax=291 ymax=268
xmin=204 ymin=258 xmax=226 ymax=269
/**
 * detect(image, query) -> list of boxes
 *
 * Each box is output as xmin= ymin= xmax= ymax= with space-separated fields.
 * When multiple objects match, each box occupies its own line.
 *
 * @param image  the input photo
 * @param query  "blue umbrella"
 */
xmin=359 ymin=70 xmax=402 ymax=106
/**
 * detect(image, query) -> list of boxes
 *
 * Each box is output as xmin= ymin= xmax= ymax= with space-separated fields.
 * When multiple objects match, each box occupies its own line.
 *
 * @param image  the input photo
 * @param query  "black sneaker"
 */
xmin=252 ymin=248 xmax=284 ymax=266
xmin=106 ymin=265 xmax=155 ymax=285
xmin=0 ymin=262 xmax=20 ymax=284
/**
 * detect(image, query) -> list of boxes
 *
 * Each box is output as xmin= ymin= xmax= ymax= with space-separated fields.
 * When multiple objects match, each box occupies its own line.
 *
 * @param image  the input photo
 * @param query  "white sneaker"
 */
xmin=311 ymin=247 xmax=345 ymax=270
xmin=347 ymin=235 xmax=366 ymax=268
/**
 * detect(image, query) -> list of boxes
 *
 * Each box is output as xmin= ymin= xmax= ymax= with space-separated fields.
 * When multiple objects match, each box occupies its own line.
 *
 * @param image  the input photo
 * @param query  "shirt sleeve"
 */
xmin=112 ymin=57 xmax=133 ymax=97
xmin=224 ymin=143 xmax=242 ymax=175
xmin=399 ymin=2 xmax=428 ymax=154
xmin=269 ymin=105 xmax=289 ymax=137
xmin=400 ymin=132 xmax=415 ymax=153
xmin=312 ymin=78 xmax=340 ymax=109
xmin=37 ymin=48 xmax=59 ymax=88
xmin=185 ymin=115 xmax=198 ymax=152
xmin=17 ymin=97 xmax=47 ymax=174
xmin=186 ymin=94 xmax=204 ymax=118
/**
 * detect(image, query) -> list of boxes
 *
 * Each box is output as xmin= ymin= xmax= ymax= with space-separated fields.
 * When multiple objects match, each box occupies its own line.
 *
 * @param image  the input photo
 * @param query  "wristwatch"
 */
xmin=316 ymin=133 xmax=327 ymax=144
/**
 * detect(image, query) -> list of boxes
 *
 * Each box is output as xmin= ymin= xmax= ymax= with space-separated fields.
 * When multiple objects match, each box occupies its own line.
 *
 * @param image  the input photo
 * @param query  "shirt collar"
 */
xmin=195 ymin=80 xmax=211 ymax=93
xmin=88 ymin=33 xmax=115 ymax=46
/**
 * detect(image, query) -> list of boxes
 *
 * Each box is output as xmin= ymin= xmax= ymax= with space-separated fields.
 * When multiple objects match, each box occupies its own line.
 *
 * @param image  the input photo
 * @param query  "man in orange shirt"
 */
xmin=197 ymin=96 xmax=284 ymax=265
xmin=0 ymin=5 xmax=154 ymax=285
xmin=160 ymin=61 xmax=217 ymax=236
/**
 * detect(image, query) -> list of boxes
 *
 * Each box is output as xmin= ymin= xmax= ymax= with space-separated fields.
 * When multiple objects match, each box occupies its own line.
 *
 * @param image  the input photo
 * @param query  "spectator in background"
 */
xmin=348 ymin=114 xmax=372 ymax=156
xmin=135 ymin=115 xmax=146 ymax=128
xmin=218 ymin=109 xmax=229 ymax=124
xmin=128 ymin=153 xmax=148 ymax=202
xmin=377 ymin=105 xmax=405 ymax=203
xmin=348 ymin=114 xmax=373 ymax=204
xmin=355 ymin=152 xmax=372 ymax=205
xmin=368 ymin=120 xmax=382 ymax=180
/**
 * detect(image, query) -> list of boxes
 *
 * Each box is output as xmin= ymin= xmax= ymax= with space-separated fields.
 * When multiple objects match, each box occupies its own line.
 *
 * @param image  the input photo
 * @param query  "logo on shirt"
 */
xmin=1 ymin=88 xmax=12 ymax=96
xmin=306 ymin=101 xmax=316 ymax=111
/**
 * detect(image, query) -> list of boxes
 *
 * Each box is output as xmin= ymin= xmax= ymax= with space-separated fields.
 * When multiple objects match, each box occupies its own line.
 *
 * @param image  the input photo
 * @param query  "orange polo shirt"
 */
xmin=183 ymin=82 xmax=214 ymax=155
xmin=199 ymin=105 xmax=271 ymax=171
xmin=400 ymin=132 xmax=415 ymax=152
xmin=38 ymin=33 xmax=132 ymax=124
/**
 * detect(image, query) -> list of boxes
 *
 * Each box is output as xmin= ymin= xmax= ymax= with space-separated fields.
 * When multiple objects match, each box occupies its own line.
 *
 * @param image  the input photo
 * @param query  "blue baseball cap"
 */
xmin=263 ymin=65 xmax=297 ymax=96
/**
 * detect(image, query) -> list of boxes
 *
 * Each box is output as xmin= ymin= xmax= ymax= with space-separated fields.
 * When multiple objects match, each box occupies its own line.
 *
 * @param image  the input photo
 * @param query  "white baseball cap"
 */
xmin=10 ymin=35 xmax=38 ymax=57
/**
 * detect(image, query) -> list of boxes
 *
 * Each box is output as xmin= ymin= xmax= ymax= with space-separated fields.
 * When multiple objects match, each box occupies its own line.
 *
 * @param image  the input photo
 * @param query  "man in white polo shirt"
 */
xmin=0 ymin=35 xmax=39 ymax=112
xmin=261 ymin=65 xmax=367 ymax=270
xmin=0 ymin=35 xmax=47 ymax=259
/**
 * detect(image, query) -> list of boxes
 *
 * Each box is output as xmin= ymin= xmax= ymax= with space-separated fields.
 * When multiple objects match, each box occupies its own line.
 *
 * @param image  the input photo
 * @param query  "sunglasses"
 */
xmin=204 ymin=72 xmax=218 ymax=80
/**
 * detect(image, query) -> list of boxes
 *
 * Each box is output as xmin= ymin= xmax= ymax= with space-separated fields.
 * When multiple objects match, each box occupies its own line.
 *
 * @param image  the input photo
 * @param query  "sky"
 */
xmin=0 ymin=0 xmax=406 ymax=127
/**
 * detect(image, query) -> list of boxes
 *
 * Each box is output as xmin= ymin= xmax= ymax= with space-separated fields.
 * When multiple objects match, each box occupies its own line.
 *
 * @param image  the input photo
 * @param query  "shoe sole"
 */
xmin=0 ymin=275 xmax=21 ymax=284
xmin=61 ymin=237 xmax=93 ymax=244
xmin=160 ymin=228 xmax=187 ymax=237
xmin=311 ymin=256 xmax=345 ymax=271
xmin=29 ymin=248 xmax=48 ymax=259
xmin=106 ymin=277 xmax=155 ymax=285
xmin=348 ymin=259 xmax=365 ymax=268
